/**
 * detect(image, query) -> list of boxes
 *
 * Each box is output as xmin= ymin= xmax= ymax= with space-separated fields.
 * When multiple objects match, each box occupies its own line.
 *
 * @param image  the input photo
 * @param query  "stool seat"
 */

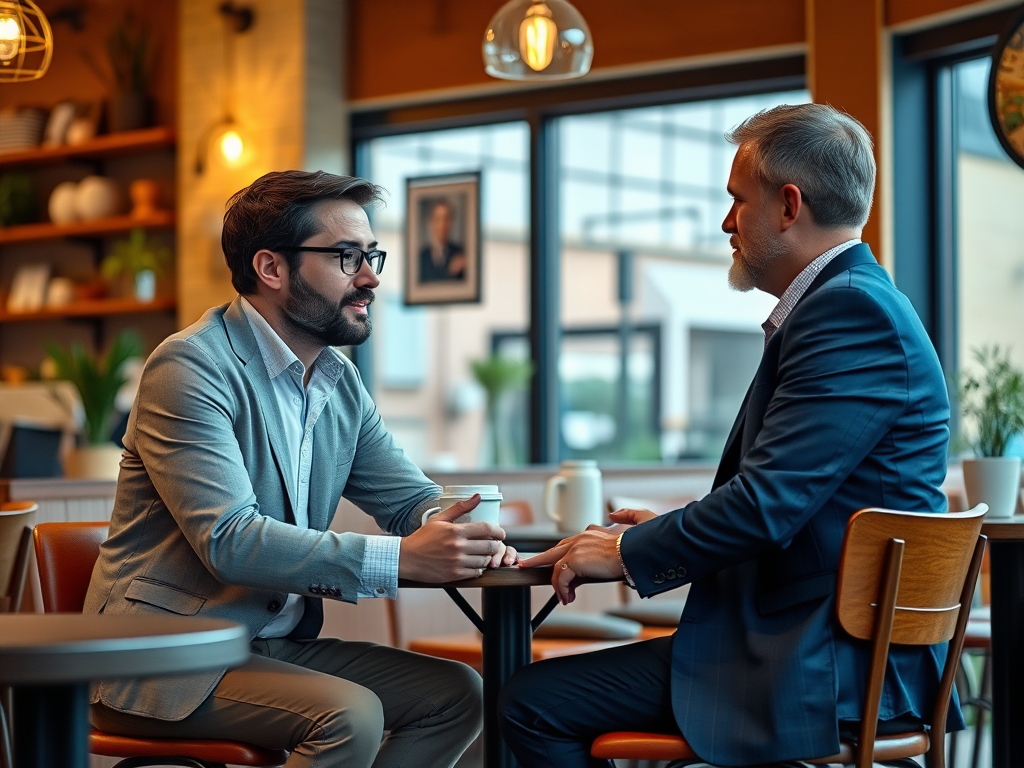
xmin=91 ymin=728 xmax=287 ymax=766
xmin=591 ymin=730 xmax=929 ymax=764
xmin=963 ymin=619 xmax=990 ymax=650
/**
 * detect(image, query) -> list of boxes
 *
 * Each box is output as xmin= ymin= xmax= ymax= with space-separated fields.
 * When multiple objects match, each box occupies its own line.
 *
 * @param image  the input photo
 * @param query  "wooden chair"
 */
xmin=591 ymin=505 xmax=989 ymax=768
xmin=0 ymin=501 xmax=36 ymax=768
xmin=32 ymin=521 xmax=287 ymax=768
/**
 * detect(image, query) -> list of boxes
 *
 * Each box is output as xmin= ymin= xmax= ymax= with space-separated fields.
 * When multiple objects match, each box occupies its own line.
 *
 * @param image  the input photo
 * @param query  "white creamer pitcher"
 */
xmin=543 ymin=460 xmax=604 ymax=533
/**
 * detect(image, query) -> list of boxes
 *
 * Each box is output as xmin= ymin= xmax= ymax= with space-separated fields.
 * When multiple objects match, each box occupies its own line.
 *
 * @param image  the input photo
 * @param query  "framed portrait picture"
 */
xmin=989 ymin=5 xmax=1024 ymax=170
xmin=405 ymin=172 xmax=481 ymax=306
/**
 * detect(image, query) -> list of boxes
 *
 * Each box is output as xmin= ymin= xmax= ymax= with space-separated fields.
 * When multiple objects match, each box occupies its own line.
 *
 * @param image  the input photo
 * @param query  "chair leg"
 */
xmin=0 ymin=697 xmax=12 ymax=768
xmin=970 ymin=651 xmax=992 ymax=768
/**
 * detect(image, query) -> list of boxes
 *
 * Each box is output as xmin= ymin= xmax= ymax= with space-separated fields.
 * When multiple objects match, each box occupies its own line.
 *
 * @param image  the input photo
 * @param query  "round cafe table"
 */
xmin=0 ymin=614 xmax=248 ymax=768
xmin=400 ymin=565 xmax=557 ymax=768
xmin=979 ymin=516 xmax=1024 ymax=768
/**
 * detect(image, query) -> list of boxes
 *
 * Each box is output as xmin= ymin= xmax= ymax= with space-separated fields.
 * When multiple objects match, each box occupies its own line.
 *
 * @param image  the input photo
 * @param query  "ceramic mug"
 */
xmin=421 ymin=485 xmax=503 ymax=526
xmin=544 ymin=460 xmax=604 ymax=533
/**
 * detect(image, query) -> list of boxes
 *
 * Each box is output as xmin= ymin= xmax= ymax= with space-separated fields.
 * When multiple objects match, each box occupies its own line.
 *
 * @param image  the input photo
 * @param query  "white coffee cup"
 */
xmin=422 ymin=484 xmax=503 ymax=527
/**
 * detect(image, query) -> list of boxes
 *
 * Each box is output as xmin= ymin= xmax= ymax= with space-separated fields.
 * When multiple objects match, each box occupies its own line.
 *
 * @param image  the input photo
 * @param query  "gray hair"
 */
xmin=725 ymin=103 xmax=876 ymax=228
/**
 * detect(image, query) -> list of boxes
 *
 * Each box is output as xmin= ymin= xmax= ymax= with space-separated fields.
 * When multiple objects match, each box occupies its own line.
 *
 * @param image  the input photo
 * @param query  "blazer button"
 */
xmin=267 ymin=600 xmax=281 ymax=612
xmin=652 ymin=573 xmax=665 ymax=584
xmin=331 ymin=588 xmax=340 ymax=596
xmin=677 ymin=567 xmax=687 ymax=578
xmin=666 ymin=569 xmax=676 ymax=580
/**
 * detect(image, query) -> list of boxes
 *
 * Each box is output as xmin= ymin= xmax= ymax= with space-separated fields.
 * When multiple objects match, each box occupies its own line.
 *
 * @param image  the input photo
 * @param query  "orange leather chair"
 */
xmin=32 ymin=521 xmax=287 ymax=768
xmin=591 ymin=505 xmax=988 ymax=768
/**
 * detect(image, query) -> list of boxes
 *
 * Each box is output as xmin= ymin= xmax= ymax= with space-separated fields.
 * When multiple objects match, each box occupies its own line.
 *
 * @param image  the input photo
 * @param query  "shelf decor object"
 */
xmin=82 ymin=13 xmax=157 ymax=132
xmin=483 ymin=0 xmax=592 ymax=81
xmin=0 ymin=0 xmax=52 ymax=83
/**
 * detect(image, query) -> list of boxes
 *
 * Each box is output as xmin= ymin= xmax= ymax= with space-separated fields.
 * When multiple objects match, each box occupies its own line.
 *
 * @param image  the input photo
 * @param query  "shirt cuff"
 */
xmin=357 ymin=535 xmax=401 ymax=599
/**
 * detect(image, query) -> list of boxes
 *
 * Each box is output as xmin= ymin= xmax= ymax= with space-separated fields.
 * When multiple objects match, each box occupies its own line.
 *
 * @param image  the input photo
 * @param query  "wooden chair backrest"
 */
xmin=32 ymin=521 xmax=108 ymax=613
xmin=837 ymin=505 xmax=986 ymax=645
xmin=0 ymin=501 xmax=37 ymax=610
xmin=499 ymin=500 xmax=534 ymax=527
xmin=835 ymin=505 xmax=987 ymax=768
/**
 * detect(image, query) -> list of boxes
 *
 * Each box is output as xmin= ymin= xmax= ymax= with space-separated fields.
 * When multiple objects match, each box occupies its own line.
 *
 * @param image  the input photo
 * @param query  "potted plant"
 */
xmin=82 ymin=13 xmax=156 ymax=132
xmin=471 ymin=354 xmax=533 ymax=466
xmin=957 ymin=345 xmax=1024 ymax=518
xmin=101 ymin=228 xmax=171 ymax=301
xmin=45 ymin=330 xmax=142 ymax=479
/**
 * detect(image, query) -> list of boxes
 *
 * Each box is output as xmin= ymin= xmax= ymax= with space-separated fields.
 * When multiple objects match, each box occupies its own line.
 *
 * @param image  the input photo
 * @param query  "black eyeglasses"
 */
xmin=277 ymin=246 xmax=386 ymax=275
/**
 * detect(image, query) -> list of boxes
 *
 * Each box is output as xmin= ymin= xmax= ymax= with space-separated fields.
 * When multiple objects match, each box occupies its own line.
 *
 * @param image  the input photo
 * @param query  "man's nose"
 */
xmin=354 ymin=258 xmax=380 ymax=288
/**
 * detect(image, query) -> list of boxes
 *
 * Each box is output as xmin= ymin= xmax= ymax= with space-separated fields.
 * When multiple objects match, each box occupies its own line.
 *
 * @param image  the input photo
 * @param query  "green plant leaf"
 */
xmin=45 ymin=330 xmax=143 ymax=445
xmin=956 ymin=345 xmax=1024 ymax=457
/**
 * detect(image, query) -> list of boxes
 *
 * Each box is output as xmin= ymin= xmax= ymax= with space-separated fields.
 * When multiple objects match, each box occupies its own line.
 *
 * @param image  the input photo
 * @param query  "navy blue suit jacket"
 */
xmin=620 ymin=244 xmax=959 ymax=765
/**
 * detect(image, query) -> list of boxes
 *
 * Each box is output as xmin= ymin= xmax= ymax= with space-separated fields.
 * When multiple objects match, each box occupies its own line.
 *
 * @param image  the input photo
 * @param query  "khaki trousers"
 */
xmin=92 ymin=638 xmax=483 ymax=768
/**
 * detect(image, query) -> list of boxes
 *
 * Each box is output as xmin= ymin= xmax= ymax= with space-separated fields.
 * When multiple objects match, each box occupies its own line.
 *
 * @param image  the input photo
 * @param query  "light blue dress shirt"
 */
xmin=240 ymin=298 xmax=401 ymax=638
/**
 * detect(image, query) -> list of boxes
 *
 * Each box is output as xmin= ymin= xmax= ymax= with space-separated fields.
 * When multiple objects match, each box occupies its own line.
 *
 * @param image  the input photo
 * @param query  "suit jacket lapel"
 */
xmin=712 ymin=244 xmax=879 ymax=489
xmin=224 ymin=298 xmax=298 ymax=522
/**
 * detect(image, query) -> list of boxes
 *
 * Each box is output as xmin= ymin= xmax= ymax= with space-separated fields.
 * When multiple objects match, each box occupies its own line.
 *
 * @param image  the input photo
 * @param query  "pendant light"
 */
xmin=0 ymin=0 xmax=52 ymax=83
xmin=195 ymin=3 xmax=254 ymax=175
xmin=483 ymin=0 xmax=592 ymax=81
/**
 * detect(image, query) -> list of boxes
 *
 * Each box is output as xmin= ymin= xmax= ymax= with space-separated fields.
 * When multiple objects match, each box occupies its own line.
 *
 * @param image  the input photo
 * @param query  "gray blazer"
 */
xmin=84 ymin=298 xmax=440 ymax=720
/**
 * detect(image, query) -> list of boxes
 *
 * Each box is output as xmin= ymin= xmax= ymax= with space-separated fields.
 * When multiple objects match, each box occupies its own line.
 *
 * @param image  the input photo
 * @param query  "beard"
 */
xmin=282 ymin=270 xmax=374 ymax=348
xmin=727 ymin=216 xmax=787 ymax=293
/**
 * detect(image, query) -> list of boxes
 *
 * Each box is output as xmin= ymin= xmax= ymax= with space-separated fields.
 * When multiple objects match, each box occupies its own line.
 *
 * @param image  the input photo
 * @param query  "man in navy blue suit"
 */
xmin=499 ymin=103 xmax=959 ymax=767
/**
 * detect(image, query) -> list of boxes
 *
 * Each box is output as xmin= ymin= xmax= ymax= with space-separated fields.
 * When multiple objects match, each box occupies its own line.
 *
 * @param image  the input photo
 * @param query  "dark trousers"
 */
xmin=497 ymin=634 xmax=925 ymax=768
xmin=498 ymin=636 xmax=679 ymax=768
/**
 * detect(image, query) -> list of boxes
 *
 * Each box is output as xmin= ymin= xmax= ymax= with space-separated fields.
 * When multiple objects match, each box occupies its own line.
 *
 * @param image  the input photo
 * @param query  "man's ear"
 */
xmin=252 ymin=249 xmax=288 ymax=292
xmin=779 ymin=183 xmax=804 ymax=232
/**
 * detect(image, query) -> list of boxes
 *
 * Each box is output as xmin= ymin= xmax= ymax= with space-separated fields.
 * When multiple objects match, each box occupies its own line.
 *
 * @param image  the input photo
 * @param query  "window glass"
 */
xmin=361 ymin=123 xmax=530 ymax=470
xmin=558 ymin=89 xmax=810 ymax=462
xmin=955 ymin=57 xmax=1024 ymax=456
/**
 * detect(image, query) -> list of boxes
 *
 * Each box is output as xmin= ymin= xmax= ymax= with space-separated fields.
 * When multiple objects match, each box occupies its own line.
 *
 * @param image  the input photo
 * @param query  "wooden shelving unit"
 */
xmin=0 ymin=211 xmax=176 ymax=245
xmin=0 ymin=297 xmax=176 ymax=323
xmin=0 ymin=127 xmax=176 ymax=169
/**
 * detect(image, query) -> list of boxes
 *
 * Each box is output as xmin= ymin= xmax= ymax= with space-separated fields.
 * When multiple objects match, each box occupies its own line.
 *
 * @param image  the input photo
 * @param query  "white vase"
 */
xmin=962 ymin=456 xmax=1022 ymax=518
xmin=74 ymin=176 xmax=122 ymax=221
xmin=48 ymin=181 xmax=79 ymax=225
xmin=65 ymin=443 xmax=123 ymax=480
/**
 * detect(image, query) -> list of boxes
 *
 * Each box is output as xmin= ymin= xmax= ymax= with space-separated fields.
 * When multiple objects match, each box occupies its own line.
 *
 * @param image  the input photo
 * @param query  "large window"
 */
xmin=557 ymin=90 xmax=808 ymax=461
xmin=360 ymin=124 xmax=530 ymax=470
xmin=357 ymin=83 xmax=811 ymax=468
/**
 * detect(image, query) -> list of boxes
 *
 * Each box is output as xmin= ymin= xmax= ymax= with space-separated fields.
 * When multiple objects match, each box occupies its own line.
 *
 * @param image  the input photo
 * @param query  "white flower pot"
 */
xmin=962 ymin=456 xmax=1022 ymax=518
xmin=65 ymin=443 xmax=123 ymax=481
xmin=134 ymin=270 xmax=156 ymax=302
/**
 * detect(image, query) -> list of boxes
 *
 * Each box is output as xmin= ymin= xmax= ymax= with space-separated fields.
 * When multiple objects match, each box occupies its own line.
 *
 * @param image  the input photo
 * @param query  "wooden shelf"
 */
xmin=0 ymin=297 xmax=176 ymax=323
xmin=0 ymin=127 xmax=176 ymax=169
xmin=0 ymin=211 xmax=175 ymax=245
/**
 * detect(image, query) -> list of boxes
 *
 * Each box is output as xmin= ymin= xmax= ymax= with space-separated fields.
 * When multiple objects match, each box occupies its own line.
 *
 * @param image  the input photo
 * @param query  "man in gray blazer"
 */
xmin=85 ymin=171 xmax=516 ymax=768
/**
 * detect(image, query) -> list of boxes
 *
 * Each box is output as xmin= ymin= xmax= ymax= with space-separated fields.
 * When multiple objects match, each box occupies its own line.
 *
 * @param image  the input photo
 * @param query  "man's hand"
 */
xmin=399 ymin=494 xmax=514 ymax=582
xmin=519 ymin=527 xmax=625 ymax=605
xmin=608 ymin=507 xmax=658 ymax=526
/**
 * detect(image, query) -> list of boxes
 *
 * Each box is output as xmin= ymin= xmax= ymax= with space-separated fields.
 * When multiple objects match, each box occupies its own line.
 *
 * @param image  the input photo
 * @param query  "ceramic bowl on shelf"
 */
xmin=74 ymin=176 xmax=123 ymax=221
xmin=47 ymin=181 xmax=79 ymax=225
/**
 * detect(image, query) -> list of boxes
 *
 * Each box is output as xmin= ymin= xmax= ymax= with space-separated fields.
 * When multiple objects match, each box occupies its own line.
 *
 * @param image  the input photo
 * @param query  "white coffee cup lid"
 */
xmin=440 ymin=484 xmax=503 ymax=501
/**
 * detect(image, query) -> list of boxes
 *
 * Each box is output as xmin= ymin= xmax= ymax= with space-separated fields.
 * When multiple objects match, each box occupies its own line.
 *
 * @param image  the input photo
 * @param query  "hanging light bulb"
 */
xmin=0 ymin=12 xmax=21 ymax=62
xmin=0 ymin=0 xmax=52 ymax=82
xmin=483 ymin=0 xmax=592 ymax=81
xmin=520 ymin=3 xmax=555 ymax=71
xmin=219 ymin=129 xmax=244 ymax=165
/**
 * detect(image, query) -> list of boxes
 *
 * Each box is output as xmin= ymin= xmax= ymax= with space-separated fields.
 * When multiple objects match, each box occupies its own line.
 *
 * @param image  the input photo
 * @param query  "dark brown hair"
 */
xmin=222 ymin=170 xmax=384 ymax=294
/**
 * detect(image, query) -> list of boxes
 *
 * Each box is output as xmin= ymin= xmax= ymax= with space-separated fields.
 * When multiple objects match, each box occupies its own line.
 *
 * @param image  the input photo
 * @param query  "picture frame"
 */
xmin=6 ymin=263 xmax=51 ymax=313
xmin=405 ymin=172 xmax=481 ymax=306
xmin=988 ymin=5 xmax=1024 ymax=171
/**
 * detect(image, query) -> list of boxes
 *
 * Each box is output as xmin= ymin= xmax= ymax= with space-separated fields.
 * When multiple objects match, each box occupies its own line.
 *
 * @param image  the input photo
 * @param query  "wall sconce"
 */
xmin=483 ymin=0 xmax=592 ymax=81
xmin=0 ymin=0 xmax=53 ymax=83
xmin=195 ymin=2 xmax=255 ymax=175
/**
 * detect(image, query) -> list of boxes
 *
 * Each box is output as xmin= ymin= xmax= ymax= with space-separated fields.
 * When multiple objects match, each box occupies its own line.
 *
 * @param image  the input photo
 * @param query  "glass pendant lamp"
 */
xmin=483 ymin=0 xmax=593 ymax=81
xmin=0 ymin=0 xmax=52 ymax=83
